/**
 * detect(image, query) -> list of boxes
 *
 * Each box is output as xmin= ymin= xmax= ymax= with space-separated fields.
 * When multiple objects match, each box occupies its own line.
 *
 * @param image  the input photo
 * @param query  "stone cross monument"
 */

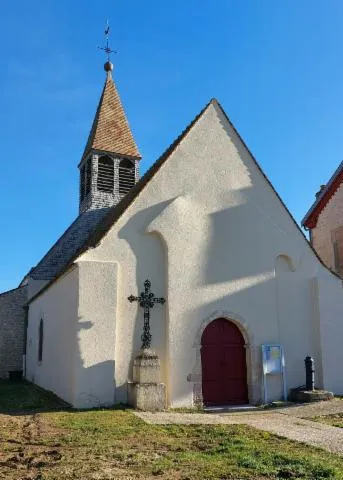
xmin=127 ymin=280 xmax=166 ymax=411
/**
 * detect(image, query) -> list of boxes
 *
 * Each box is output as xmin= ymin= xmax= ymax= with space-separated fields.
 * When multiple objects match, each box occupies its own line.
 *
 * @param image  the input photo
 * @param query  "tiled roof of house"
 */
xmin=82 ymin=71 xmax=141 ymax=161
xmin=302 ymin=161 xmax=343 ymax=229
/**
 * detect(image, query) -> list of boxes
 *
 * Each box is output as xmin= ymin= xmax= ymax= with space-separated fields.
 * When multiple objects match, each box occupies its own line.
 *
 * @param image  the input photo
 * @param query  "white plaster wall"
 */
xmin=78 ymin=102 xmax=343 ymax=406
xmin=26 ymin=262 xmax=118 ymax=408
xmin=26 ymin=268 xmax=78 ymax=405
xmin=314 ymin=272 xmax=343 ymax=393
xmin=74 ymin=260 xmax=117 ymax=408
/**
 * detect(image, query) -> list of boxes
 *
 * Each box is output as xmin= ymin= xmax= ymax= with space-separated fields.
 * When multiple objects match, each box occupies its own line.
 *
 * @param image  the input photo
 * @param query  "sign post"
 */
xmin=262 ymin=344 xmax=286 ymax=404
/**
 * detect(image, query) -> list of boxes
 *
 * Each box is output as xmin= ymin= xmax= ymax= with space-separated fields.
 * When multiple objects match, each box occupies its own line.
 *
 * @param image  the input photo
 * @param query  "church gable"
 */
xmin=30 ymin=97 xmax=334 ymax=304
xmin=83 ymin=99 xmax=321 ymax=270
xmin=78 ymin=98 xmax=340 ymax=408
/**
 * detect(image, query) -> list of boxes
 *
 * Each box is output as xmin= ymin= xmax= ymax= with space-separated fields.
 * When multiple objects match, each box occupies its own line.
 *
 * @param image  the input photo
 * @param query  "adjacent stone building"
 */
xmin=0 ymin=286 xmax=27 ymax=378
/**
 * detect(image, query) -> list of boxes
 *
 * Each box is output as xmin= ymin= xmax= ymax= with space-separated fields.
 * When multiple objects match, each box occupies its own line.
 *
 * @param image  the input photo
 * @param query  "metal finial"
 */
xmin=98 ymin=20 xmax=117 ymax=70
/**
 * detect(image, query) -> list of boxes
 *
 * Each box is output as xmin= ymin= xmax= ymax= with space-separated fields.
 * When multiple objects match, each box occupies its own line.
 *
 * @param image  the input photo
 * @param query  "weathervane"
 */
xmin=98 ymin=20 xmax=117 ymax=63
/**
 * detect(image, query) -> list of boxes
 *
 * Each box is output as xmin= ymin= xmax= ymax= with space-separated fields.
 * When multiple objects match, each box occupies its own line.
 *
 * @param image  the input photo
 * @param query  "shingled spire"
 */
xmin=79 ymin=61 xmax=141 ymax=214
xmin=82 ymin=63 xmax=141 ymax=161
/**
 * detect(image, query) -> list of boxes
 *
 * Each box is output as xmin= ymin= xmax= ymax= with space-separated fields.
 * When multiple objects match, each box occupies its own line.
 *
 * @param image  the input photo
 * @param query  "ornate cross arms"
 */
xmin=128 ymin=279 xmax=165 ymax=350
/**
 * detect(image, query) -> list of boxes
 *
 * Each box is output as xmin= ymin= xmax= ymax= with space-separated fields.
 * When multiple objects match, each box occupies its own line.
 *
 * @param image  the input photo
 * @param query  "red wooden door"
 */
xmin=201 ymin=318 xmax=248 ymax=406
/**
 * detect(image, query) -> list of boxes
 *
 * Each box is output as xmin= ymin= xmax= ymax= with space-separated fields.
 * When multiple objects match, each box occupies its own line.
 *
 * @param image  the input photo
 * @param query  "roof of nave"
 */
xmin=28 ymin=207 xmax=111 ymax=282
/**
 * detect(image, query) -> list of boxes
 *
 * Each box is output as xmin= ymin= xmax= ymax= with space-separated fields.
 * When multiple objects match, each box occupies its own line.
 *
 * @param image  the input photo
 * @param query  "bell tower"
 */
xmin=79 ymin=36 xmax=141 ymax=213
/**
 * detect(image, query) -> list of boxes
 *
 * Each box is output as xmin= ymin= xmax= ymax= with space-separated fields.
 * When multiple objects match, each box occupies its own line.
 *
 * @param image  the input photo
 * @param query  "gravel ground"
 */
xmin=275 ymin=399 xmax=343 ymax=418
xmin=135 ymin=400 xmax=343 ymax=455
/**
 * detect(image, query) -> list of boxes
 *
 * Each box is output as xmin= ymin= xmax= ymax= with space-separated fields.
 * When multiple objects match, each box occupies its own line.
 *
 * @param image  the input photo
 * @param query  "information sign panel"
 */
xmin=262 ymin=344 xmax=282 ymax=374
xmin=261 ymin=344 xmax=286 ymax=403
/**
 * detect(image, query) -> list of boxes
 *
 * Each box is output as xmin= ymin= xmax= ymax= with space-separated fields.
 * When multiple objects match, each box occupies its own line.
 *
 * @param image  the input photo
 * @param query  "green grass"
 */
xmin=0 ymin=381 xmax=343 ymax=478
xmin=42 ymin=409 xmax=343 ymax=479
xmin=0 ymin=379 xmax=67 ymax=411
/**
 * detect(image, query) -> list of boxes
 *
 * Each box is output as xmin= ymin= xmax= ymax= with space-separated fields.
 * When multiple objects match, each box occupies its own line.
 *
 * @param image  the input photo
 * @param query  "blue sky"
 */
xmin=1 ymin=1 xmax=343 ymax=292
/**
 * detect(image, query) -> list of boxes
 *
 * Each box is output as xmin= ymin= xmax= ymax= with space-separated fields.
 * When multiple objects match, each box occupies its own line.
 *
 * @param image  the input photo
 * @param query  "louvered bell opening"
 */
xmin=119 ymin=159 xmax=135 ymax=195
xmin=85 ymin=158 xmax=92 ymax=195
xmin=80 ymin=165 xmax=85 ymax=201
xmin=97 ymin=156 xmax=114 ymax=193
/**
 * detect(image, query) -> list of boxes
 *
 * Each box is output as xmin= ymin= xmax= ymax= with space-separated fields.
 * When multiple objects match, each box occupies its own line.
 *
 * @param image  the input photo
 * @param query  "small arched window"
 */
xmin=119 ymin=159 xmax=135 ymax=195
xmin=38 ymin=319 xmax=43 ymax=363
xmin=97 ymin=156 xmax=114 ymax=193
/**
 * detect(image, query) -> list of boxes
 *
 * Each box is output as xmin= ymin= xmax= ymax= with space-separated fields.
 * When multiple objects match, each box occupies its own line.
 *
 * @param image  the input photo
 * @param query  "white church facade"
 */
xmin=2 ymin=59 xmax=343 ymax=409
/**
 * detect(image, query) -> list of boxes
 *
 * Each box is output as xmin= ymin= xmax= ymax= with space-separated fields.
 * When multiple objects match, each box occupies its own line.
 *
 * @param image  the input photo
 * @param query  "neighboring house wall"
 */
xmin=0 ymin=286 xmax=27 ymax=378
xmin=311 ymin=182 xmax=343 ymax=274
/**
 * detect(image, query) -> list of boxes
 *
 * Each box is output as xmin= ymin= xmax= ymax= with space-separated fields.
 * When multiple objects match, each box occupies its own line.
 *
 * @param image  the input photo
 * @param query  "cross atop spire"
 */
xmin=78 ymin=27 xmax=141 ymax=213
xmin=98 ymin=21 xmax=117 ymax=72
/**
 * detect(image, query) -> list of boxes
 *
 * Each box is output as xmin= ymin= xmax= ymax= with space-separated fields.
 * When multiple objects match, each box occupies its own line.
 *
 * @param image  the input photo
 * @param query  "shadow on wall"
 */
xmin=203 ymin=201 xmax=292 ymax=285
xmin=73 ymin=320 xmax=116 ymax=409
xmin=117 ymin=200 xmax=173 ymax=390
xmin=202 ymin=105 xmax=306 ymax=286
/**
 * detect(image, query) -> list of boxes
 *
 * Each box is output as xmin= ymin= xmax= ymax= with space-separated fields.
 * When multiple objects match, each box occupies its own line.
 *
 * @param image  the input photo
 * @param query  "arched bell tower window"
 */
xmin=38 ymin=319 xmax=43 ymax=363
xmin=119 ymin=159 xmax=135 ymax=195
xmin=97 ymin=156 xmax=114 ymax=193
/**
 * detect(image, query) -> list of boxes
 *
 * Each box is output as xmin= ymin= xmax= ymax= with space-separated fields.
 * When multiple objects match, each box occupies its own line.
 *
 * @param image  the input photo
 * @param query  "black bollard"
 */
xmin=305 ymin=356 xmax=315 ymax=391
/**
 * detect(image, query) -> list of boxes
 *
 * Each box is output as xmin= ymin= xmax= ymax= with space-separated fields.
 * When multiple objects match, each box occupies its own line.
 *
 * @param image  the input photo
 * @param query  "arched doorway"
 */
xmin=201 ymin=318 xmax=248 ymax=406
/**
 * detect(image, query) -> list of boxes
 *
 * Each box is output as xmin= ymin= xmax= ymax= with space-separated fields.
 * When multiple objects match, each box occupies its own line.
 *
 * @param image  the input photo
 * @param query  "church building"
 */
xmin=1 ymin=57 xmax=343 ymax=409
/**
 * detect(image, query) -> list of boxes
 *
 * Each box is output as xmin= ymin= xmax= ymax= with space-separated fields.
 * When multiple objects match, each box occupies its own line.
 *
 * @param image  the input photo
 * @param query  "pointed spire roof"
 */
xmin=82 ymin=65 xmax=141 ymax=160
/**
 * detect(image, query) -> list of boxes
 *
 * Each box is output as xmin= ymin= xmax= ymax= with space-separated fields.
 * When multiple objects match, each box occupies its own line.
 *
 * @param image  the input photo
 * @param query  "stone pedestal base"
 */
xmin=133 ymin=349 xmax=161 ymax=384
xmin=128 ymin=382 xmax=166 ymax=411
xmin=128 ymin=349 xmax=166 ymax=412
xmin=289 ymin=388 xmax=334 ymax=403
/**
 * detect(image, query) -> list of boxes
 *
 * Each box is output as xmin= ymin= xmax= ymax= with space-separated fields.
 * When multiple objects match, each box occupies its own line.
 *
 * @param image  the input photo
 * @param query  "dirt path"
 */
xmin=135 ymin=400 xmax=343 ymax=456
xmin=0 ymin=413 xmax=62 ymax=480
